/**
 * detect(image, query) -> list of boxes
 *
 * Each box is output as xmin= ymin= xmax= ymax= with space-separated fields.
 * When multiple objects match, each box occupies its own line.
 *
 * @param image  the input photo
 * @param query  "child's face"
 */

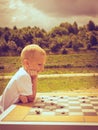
xmin=26 ymin=52 xmax=46 ymax=76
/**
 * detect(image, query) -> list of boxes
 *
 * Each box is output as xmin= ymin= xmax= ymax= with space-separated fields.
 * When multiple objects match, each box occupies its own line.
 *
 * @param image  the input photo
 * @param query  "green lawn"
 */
xmin=0 ymin=76 xmax=98 ymax=95
xmin=0 ymin=52 xmax=98 ymax=95
xmin=37 ymin=76 xmax=98 ymax=92
xmin=0 ymin=52 xmax=98 ymax=75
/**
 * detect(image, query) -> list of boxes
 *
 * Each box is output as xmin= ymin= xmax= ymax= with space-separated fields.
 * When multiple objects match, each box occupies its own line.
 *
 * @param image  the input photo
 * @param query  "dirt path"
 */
xmin=38 ymin=73 xmax=98 ymax=78
xmin=0 ymin=73 xmax=98 ymax=79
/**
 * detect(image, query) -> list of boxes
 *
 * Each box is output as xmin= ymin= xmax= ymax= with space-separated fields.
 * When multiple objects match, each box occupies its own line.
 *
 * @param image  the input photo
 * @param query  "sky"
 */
xmin=0 ymin=0 xmax=98 ymax=31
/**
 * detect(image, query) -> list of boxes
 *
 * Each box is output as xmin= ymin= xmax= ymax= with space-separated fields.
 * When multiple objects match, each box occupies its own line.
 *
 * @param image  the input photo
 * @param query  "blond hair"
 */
xmin=21 ymin=44 xmax=46 ymax=62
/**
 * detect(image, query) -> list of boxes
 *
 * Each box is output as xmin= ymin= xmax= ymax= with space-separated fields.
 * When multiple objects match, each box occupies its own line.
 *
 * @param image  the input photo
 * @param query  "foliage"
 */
xmin=0 ymin=20 xmax=98 ymax=56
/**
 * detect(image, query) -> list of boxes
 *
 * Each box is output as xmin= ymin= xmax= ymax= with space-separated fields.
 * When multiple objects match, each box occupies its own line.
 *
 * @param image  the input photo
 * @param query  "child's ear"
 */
xmin=23 ymin=59 xmax=29 ymax=68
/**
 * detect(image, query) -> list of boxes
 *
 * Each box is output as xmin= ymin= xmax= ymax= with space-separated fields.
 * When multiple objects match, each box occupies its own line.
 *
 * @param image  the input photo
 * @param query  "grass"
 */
xmin=0 ymin=79 xmax=9 ymax=95
xmin=0 ymin=52 xmax=98 ymax=75
xmin=37 ymin=76 xmax=98 ymax=92
xmin=46 ymin=52 xmax=98 ymax=67
xmin=0 ymin=56 xmax=21 ymax=74
xmin=0 ymin=76 xmax=98 ymax=95
xmin=0 ymin=52 xmax=98 ymax=95
xmin=43 ymin=67 xmax=98 ymax=74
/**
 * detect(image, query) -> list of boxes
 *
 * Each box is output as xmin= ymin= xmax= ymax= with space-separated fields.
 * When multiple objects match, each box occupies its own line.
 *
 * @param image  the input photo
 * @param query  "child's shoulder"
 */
xmin=13 ymin=67 xmax=30 ymax=80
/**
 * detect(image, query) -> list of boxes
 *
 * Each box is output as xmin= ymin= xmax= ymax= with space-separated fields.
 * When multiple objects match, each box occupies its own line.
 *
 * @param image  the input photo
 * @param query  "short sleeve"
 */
xmin=16 ymin=75 xmax=32 ymax=96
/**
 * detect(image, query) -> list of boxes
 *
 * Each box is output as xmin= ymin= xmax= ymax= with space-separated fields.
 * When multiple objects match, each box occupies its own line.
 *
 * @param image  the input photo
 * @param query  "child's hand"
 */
xmin=29 ymin=70 xmax=38 ymax=77
xmin=27 ymin=95 xmax=35 ymax=102
xmin=19 ymin=95 xmax=28 ymax=103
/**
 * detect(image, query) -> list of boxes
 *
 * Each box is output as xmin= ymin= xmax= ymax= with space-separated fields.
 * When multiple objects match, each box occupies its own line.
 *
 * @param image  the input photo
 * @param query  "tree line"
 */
xmin=0 ymin=20 xmax=98 ymax=56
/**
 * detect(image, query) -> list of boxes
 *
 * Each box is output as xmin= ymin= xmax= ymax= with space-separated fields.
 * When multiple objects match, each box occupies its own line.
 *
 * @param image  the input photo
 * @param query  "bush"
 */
xmin=0 ymin=65 xmax=4 ymax=70
xmin=62 ymin=49 xmax=68 ymax=54
xmin=7 ymin=41 xmax=17 ymax=50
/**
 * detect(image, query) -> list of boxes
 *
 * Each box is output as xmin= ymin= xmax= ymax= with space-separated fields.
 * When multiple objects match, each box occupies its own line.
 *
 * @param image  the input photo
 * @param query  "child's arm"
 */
xmin=19 ymin=71 xmax=38 ymax=103
xmin=27 ymin=74 xmax=38 ymax=102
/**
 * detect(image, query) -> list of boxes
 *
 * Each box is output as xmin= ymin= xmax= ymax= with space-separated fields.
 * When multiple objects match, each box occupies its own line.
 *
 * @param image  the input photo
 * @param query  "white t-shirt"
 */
xmin=0 ymin=67 xmax=32 ymax=113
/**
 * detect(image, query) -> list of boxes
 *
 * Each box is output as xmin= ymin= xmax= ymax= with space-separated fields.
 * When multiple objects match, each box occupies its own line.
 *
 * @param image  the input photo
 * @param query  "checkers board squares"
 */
xmin=28 ymin=95 xmax=98 ymax=116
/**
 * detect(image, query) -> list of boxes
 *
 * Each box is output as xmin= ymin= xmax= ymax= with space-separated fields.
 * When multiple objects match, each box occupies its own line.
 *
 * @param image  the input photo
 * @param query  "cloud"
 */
xmin=0 ymin=0 xmax=98 ymax=31
xmin=32 ymin=0 xmax=98 ymax=17
xmin=0 ymin=0 xmax=13 ymax=26
xmin=0 ymin=0 xmax=60 ymax=30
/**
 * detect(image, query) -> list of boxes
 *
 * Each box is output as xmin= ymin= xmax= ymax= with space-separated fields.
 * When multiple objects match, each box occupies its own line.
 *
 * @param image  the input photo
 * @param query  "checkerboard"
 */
xmin=28 ymin=96 xmax=98 ymax=116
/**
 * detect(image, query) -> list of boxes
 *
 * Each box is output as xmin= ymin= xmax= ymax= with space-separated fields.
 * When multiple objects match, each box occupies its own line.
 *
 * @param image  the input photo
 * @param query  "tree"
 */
xmin=72 ymin=42 xmax=83 ymax=52
xmin=95 ymin=25 xmax=98 ymax=31
xmin=51 ymin=43 xmax=62 ymax=53
xmin=11 ymin=34 xmax=24 ymax=47
xmin=87 ymin=20 xmax=96 ymax=31
xmin=13 ymin=26 xmax=17 ymax=30
xmin=90 ymin=35 xmax=97 ymax=46
xmin=87 ymin=43 xmax=92 ymax=50
xmin=17 ymin=47 xmax=22 ymax=55
xmin=0 ymin=39 xmax=8 ymax=53
xmin=23 ymin=33 xmax=33 ymax=43
xmin=62 ymin=48 xmax=68 ymax=54
xmin=50 ymin=26 xmax=68 ymax=37
xmin=0 ymin=29 xmax=3 ymax=37
xmin=7 ymin=41 xmax=17 ymax=50
xmin=73 ymin=44 xmax=80 ymax=52
xmin=73 ymin=21 xmax=78 ymax=34
xmin=68 ymin=24 xmax=75 ymax=34
xmin=66 ymin=41 xmax=73 ymax=48
xmin=4 ymin=31 xmax=11 ymax=42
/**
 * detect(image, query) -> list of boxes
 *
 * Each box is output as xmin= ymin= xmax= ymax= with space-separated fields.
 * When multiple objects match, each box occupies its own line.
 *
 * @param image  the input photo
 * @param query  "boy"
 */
xmin=0 ymin=44 xmax=46 ymax=114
